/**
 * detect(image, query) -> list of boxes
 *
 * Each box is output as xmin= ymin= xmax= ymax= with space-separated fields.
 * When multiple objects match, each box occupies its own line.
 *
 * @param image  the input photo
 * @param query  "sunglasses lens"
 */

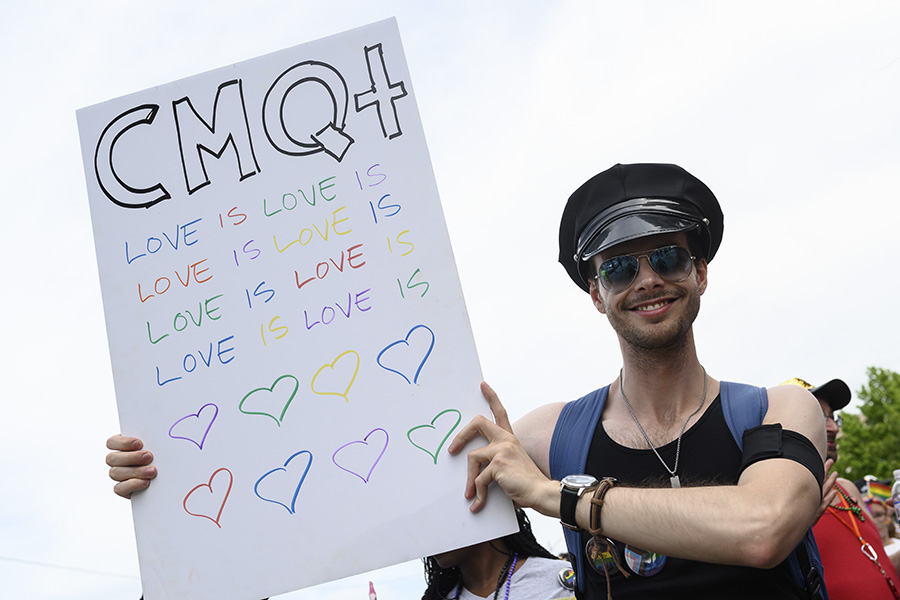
xmin=597 ymin=246 xmax=693 ymax=292
xmin=599 ymin=256 xmax=639 ymax=292
xmin=648 ymin=246 xmax=693 ymax=280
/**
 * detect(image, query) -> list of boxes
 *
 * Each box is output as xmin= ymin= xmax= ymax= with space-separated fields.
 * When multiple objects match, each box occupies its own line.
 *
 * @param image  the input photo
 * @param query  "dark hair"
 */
xmin=421 ymin=508 xmax=558 ymax=600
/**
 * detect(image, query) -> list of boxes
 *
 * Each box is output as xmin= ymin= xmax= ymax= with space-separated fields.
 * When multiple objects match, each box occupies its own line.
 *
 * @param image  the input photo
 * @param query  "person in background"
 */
xmin=866 ymin=497 xmax=900 ymax=574
xmin=861 ymin=478 xmax=900 ymax=574
xmin=783 ymin=377 xmax=900 ymax=599
xmin=422 ymin=507 xmax=574 ymax=600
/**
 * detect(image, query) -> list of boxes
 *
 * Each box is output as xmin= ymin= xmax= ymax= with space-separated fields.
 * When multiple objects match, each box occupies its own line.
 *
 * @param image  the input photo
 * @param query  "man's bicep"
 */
xmin=740 ymin=386 xmax=827 ymax=505
xmin=738 ymin=456 xmax=822 ymax=537
xmin=513 ymin=402 xmax=565 ymax=477
xmin=762 ymin=385 xmax=827 ymax=461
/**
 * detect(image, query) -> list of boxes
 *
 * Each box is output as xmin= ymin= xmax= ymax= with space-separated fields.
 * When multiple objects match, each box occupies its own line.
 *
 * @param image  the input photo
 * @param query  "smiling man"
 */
xmin=450 ymin=163 xmax=829 ymax=599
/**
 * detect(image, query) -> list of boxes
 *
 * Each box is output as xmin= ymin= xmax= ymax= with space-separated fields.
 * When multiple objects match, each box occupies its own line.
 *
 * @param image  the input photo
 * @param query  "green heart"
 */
xmin=407 ymin=409 xmax=462 ymax=465
xmin=238 ymin=374 xmax=299 ymax=426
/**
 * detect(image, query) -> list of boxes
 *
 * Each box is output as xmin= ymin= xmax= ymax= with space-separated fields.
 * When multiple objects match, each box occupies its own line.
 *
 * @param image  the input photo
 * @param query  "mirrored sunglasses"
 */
xmin=595 ymin=246 xmax=695 ymax=293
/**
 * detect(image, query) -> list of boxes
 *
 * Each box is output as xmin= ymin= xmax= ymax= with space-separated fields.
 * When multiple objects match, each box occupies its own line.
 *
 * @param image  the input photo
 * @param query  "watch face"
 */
xmin=563 ymin=474 xmax=598 ymax=489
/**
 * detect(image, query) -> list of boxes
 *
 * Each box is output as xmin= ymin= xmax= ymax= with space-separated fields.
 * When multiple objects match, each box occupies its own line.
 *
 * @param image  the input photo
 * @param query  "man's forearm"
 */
xmin=564 ymin=460 xmax=820 ymax=568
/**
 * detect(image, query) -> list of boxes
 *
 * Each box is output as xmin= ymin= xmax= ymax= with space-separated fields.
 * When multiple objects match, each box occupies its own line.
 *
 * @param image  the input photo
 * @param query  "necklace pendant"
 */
xmin=670 ymin=475 xmax=681 ymax=488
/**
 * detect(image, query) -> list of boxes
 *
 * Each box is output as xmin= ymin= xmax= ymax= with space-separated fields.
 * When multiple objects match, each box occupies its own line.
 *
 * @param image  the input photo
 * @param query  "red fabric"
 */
xmin=814 ymin=502 xmax=900 ymax=599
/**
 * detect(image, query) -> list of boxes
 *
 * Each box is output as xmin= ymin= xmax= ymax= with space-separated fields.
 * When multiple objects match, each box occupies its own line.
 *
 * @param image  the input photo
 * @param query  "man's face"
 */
xmin=588 ymin=232 xmax=707 ymax=350
xmin=819 ymin=399 xmax=840 ymax=461
xmin=869 ymin=500 xmax=890 ymax=540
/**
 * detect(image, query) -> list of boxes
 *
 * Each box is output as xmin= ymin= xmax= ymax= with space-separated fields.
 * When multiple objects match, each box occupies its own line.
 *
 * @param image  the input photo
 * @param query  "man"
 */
xmin=784 ymin=377 xmax=900 ymax=598
xmin=447 ymin=164 xmax=827 ymax=599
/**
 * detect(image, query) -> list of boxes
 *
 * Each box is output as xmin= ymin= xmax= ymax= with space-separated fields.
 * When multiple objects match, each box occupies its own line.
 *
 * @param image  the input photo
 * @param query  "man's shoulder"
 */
xmin=514 ymin=384 xmax=611 ymax=436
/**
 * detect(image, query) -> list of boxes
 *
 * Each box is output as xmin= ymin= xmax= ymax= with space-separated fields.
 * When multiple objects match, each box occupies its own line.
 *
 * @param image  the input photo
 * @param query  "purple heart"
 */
xmin=168 ymin=403 xmax=218 ymax=449
xmin=332 ymin=428 xmax=389 ymax=483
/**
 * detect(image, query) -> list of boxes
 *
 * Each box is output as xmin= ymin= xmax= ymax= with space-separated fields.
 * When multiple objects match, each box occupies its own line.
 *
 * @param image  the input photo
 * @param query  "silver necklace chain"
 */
xmin=618 ymin=366 xmax=707 ymax=487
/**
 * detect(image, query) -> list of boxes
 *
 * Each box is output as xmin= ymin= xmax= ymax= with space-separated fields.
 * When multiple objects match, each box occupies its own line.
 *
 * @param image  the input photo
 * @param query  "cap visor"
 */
xmin=581 ymin=212 xmax=699 ymax=262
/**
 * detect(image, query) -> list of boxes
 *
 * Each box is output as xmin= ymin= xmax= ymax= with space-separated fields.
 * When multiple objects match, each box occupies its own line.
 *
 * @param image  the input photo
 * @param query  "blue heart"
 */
xmin=376 ymin=324 xmax=435 ymax=384
xmin=254 ymin=450 xmax=313 ymax=514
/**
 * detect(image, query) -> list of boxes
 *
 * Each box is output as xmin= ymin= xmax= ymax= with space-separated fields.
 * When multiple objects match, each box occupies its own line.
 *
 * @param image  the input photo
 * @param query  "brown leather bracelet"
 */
xmin=588 ymin=477 xmax=617 ymax=537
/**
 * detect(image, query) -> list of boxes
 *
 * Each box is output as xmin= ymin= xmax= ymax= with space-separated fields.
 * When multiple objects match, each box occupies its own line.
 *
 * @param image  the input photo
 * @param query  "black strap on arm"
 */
xmin=738 ymin=424 xmax=825 ymax=493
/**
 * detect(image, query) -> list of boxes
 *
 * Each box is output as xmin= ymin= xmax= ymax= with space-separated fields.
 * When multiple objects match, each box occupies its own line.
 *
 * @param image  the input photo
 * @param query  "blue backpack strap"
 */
xmin=719 ymin=380 xmax=768 ymax=452
xmin=549 ymin=386 xmax=609 ymax=595
xmin=721 ymin=381 xmax=828 ymax=600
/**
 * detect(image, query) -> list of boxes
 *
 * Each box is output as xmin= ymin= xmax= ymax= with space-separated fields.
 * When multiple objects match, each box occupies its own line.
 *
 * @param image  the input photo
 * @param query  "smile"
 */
xmin=632 ymin=300 xmax=673 ymax=312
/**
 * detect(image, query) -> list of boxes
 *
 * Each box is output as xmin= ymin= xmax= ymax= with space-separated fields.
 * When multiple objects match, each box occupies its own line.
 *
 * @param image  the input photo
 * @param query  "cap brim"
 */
xmin=580 ymin=212 xmax=701 ymax=263
xmin=810 ymin=379 xmax=851 ymax=410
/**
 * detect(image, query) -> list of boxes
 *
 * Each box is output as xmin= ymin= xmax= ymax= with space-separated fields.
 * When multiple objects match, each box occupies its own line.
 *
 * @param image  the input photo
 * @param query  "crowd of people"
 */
xmin=106 ymin=163 xmax=898 ymax=599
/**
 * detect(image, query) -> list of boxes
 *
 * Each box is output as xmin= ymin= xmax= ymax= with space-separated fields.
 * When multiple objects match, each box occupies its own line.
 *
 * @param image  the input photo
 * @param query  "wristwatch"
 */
xmin=559 ymin=474 xmax=599 ymax=531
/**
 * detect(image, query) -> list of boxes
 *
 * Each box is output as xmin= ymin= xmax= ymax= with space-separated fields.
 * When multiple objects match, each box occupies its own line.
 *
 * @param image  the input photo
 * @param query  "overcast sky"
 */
xmin=2 ymin=2 xmax=899 ymax=599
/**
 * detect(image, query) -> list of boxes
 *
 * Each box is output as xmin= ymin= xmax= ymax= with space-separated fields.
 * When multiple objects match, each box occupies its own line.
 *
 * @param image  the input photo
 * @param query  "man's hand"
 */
xmin=106 ymin=434 xmax=156 ymax=498
xmin=447 ymin=382 xmax=557 ymax=515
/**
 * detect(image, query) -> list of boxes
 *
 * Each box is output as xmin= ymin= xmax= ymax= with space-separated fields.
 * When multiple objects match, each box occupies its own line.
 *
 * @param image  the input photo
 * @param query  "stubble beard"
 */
xmin=605 ymin=287 xmax=702 ymax=354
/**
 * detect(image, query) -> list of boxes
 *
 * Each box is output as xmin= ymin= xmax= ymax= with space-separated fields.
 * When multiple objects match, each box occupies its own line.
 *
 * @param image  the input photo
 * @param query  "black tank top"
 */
xmin=578 ymin=395 xmax=802 ymax=599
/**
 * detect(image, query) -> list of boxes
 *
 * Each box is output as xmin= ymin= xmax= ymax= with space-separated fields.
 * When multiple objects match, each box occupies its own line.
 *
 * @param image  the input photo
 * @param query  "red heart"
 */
xmin=183 ymin=468 xmax=233 ymax=528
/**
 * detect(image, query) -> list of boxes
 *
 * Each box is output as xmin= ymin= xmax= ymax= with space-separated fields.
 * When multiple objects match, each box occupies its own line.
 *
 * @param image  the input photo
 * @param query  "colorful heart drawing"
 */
xmin=168 ymin=403 xmax=218 ymax=449
xmin=377 ymin=324 xmax=435 ymax=384
xmin=183 ymin=467 xmax=233 ymax=528
xmin=254 ymin=450 xmax=314 ymax=514
xmin=239 ymin=374 xmax=299 ymax=426
xmin=407 ymin=409 xmax=462 ymax=465
xmin=310 ymin=350 xmax=360 ymax=403
xmin=332 ymin=428 xmax=389 ymax=483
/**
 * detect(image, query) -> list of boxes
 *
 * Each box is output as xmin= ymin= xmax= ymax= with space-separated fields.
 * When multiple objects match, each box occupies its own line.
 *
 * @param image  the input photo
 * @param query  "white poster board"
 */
xmin=77 ymin=18 xmax=516 ymax=600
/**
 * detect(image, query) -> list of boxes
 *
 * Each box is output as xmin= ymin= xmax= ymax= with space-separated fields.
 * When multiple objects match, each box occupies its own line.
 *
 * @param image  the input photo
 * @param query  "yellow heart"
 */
xmin=310 ymin=350 xmax=360 ymax=403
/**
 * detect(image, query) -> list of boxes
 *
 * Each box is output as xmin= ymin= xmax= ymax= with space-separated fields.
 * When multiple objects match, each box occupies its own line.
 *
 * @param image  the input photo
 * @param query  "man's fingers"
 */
xmin=106 ymin=449 xmax=153 ymax=468
xmin=107 ymin=434 xmax=143 ymax=452
xmin=106 ymin=434 xmax=156 ymax=499
xmin=448 ymin=414 xmax=501 ymax=454
xmin=481 ymin=382 xmax=512 ymax=433
xmin=447 ymin=383 xmax=512 ymax=456
xmin=114 ymin=478 xmax=151 ymax=499
xmin=468 ymin=463 xmax=497 ymax=513
xmin=463 ymin=442 xmax=501 ymax=499
xmin=108 ymin=465 xmax=157 ymax=484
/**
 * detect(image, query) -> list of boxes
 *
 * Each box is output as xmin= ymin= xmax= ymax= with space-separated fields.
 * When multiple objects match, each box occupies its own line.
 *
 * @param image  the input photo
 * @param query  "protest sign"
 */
xmin=77 ymin=18 xmax=516 ymax=600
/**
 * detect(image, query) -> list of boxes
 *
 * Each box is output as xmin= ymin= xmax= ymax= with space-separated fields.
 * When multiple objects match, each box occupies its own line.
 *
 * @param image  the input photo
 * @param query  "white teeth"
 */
xmin=637 ymin=302 xmax=667 ymax=311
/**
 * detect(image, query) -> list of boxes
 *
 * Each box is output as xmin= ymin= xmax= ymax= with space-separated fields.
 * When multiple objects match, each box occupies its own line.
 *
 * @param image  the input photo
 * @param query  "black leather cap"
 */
xmin=558 ymin=163 xmax=724 ymax=292
xmin=781 ymin=377 xmax=852 ymax=411
xmin=810 ymin=379 xmax=852 ymax=411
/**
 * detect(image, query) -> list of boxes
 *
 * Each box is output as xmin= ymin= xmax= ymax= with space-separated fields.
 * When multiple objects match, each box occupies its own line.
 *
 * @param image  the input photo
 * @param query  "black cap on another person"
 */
xmin=558 ymin=163 xmax=724 ymax=292
xmin=781 ymin=377 xmax=852 ymax=411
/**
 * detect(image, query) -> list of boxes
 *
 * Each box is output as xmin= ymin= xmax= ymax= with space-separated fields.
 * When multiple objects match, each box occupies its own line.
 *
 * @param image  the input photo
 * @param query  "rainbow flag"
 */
xmin=868 ymin=480 xmax=892 ymax=502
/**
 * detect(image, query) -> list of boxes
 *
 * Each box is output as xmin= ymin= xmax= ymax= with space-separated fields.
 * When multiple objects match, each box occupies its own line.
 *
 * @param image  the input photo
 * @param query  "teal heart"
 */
xmin=238 ymin=374 xmax=299 ymax=426
xmin=407 ymin=409 xmax=462 ymax=465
